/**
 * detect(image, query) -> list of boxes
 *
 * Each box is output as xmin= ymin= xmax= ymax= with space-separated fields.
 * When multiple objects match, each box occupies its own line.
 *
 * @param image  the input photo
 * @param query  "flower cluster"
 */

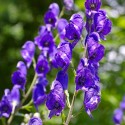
xmin=75 ymin=0 xmax=112 ymax=117
xmin=113 ymin=96 xmax=125 ymax=124
xmin=0 ymin=0 xmax=112 ymax=124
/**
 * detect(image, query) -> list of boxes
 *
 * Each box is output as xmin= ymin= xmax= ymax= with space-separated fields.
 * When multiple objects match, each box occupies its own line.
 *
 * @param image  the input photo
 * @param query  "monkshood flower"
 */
xmin=11 ymin=61 xmax=27 ymax=90
xmin=36 ymin=54 xmax=50 ymax=76
xmin=28 ymin=116 xmax=42 ymax=125
xmin=84 ymin=85 xmax=101 ymax=117
xmin=63 ymin=0 xmax=74 ymax=10
xmin=32 ymin=77 xmax=47 ymax=110
xmin=46 ymin=80 xmax=65 ymax=118
xmin=56 ymin=70 xmax=68 ymax=90
xmin=75 ymin=58 xmax=95 ymax=91
xmin=113 ymin=108 xmax=123 ymax=124
xmin=86 ymin=32 xmax=105 ymax=62
xmin=57 ymin=18 xmax=68 ymax=40
xmin=0 ymin=98 xmax=12 ymax=118
xmin=35 ymin=29 xmax=55 ymax=55
xmin=120 ymin=96 xmax=125 ymax=111
xmin=85 ymin=0 xmax=101 ymax=11
xmin=65 ymin=14 xmax=84 ymax=43
xmin=55 ymin=42 xmax=72 ymax=71
xmin=9 ymin=85 xmax=20 ymax=113
xmin=21 ymin=41 xmax=35 ymax=68
xmin=44 ymin=3 xmax=60 ymax=27
xmin=94 ymin=10 xmax=112 ymax=40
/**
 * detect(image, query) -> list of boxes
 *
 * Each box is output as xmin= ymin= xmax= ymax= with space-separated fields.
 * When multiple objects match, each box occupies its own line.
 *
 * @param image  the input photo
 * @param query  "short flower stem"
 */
xmin=65 ymin=91 xmax=78 ymax=125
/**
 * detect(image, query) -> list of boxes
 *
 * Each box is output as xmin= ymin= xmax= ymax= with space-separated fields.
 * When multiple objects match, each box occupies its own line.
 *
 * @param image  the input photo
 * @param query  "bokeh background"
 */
xmin=0 ymin=0 xmax=125 ymax=124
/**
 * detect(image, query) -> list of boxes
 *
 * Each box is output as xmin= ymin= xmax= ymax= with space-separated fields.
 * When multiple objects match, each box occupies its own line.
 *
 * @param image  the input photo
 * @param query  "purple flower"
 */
xmin=55 ymin=42 xmax=72 ymax=71
xmin=57 ymin=18 xmax=68 ymax=40
xmin=86 ymin=32 xmax=105 ymax=62
xmin=49 ymin=3 xmax=60 ymax=16
xmin=11 ymin=71 xmax=26 ymax=90
xmin=56 ymin=70 xmax=68 ymax=90
xmin=44 ymin=11 xmax=57 ymax=27
xmin=84 ymin=86 xmax=101 ymax=117
xmin=35 ymin=31 xmax=55 ymax=55
xmin=75 ymin=59 xmax=95 ymax=91
xmin=63 ymin=0 xmax=74 ymax=10
xmin=32 ymin=81 xmax=47 ymax=110
xmin=35 ymin=55 xmax=50 ymax=76
xmin=0 ymin=99 xmax=12 ymax=118
xmin=94 ymin=10 xmax=112 ymax=40
xmin=120 ymin=96 xmax=125 ymax=111
xmin=10 ymin=85 xmax=20 ymax=113
xmin=113 ymin=108 xmax=123 ymax=124
xmin=46 ymin=81 xmax=65 ymax=118
xmin=16 ymin=61 xmax=27 ymax=76
xmin=21 ymin=41 xmax=35 ymax=68
xmin=70 ymin=14 xmax=84 ymax=33
xmin=28 ymin=117 xmax=42 ymax=125
xmin=65 ymin=23 xmax=81 ymax=41
xmin=85 ymin=0 xmax=101 ymax=11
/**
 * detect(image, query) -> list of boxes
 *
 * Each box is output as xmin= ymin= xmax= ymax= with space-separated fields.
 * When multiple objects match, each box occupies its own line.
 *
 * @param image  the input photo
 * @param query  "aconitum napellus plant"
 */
xmin=0 ymin=0 xmax=112 ymax=125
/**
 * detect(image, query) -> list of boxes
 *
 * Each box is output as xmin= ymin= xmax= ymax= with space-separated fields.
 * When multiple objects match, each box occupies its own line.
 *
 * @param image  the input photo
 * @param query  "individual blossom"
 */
xmin=0 ymin=89 xmax=12 ymax=118
xmin=35 ymin=54 xmax=50 ymax=76
xmin=113 ymin=108 xmax=123 ymax=124
xmin=28 ymin=116 xmax=42 ymax=125
xmin=120 ymin=96 xmax=125 ymax=111
xmin=65 ymin=14 xmax=84 ymax=43
xmin=9 ymin=85 xmax=20 ymax=113
xmin=56 ymin=70 xmax=68 ymax=90
xmin=11 ymin=61 xmax=27 ymax=90
xmin=21 ymin=41 xmax=35 ymax=68
xmin=63 ymin=0 xmax=74 ymax=10
xmin=86 ymin=32 xmax=105 ymax=62
xmin=46 ymin=80 xmax=65 ymax=118
xmin=32 ymin=82 xmax=47 ymax=110
xmin=75 ymin=58 xmax=95 ymax=91
xmin=84 ymin=86 xmax=101 ymax=117
xmin=44 ymin=3 xmax=59 ymax=27
xmin=35 ymin=30 xmax=55 ymax=55
xmin=55 ymin=42 xmax=72 ymax=71
xmin=85 ymin=0 xmax=101 ymax=11
xmin=57 ymin=18 xmax=68 ymax=40
xmin=0 ymin=98 xmax=12 ymax=118
xmin=94 ymin=10 xmax=112 ymax=40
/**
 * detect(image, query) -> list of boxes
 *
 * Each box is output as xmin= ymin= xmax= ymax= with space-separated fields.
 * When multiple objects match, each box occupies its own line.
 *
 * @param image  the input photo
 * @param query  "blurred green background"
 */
xmin=0 ymin=0 xmax=125 ymax=124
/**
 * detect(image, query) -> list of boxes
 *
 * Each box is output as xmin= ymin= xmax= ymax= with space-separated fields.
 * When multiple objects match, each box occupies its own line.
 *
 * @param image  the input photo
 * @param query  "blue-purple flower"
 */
xmin=86 ymin=32 xmax=105 ymax=62
xmin=11 ymin=62 xmax=27 ymax=90
xmin=46 ymin=80 xmax=65 ymax=118
xmin=32 ymin=79 xmax=47 ymax=110
xmin=94 ymin=10 xmax=112 ymax=40
xmin=75 ymin=59 xmax=95 ymax=91
xmin=21 ymin=41 xmax=35 ymax=68
xmin=85 ymin=0 xmax=101 ymax=11
xmin=55 ymin=42 xmax=72 ymax=71
xmin=56 ymin=70 xmax=68 ymax=90
xmin=44 ymin=3 xmax=59 ymax=27
xmin=35 ymin=54 xmax=50 ymax=76
xmin=28 ymin=116 xmax=42 ymax=125
xmin=113 ymin=108 xmax=123 ymax=124
xmin=63 ymin=0 xmax=74 ymax=10
xmin=84 ymin=86 xmax=101 ymax=117
xmin=35 ymin=31 xmax=55 ymax=55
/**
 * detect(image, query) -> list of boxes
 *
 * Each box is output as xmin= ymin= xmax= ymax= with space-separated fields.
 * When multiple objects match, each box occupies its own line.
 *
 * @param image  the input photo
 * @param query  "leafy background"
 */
xmin=0 ymin=0 xmax=125 ymax=124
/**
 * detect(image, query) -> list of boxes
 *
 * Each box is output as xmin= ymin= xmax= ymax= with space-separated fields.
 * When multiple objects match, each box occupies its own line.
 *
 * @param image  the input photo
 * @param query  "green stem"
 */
xmin=65 ymin=91 xmax=77 ymax=125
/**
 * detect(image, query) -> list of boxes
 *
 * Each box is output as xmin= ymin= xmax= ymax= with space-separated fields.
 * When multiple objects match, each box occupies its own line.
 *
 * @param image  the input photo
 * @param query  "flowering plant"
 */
xmin=0 ymin=0 xmax=112 ymax=125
